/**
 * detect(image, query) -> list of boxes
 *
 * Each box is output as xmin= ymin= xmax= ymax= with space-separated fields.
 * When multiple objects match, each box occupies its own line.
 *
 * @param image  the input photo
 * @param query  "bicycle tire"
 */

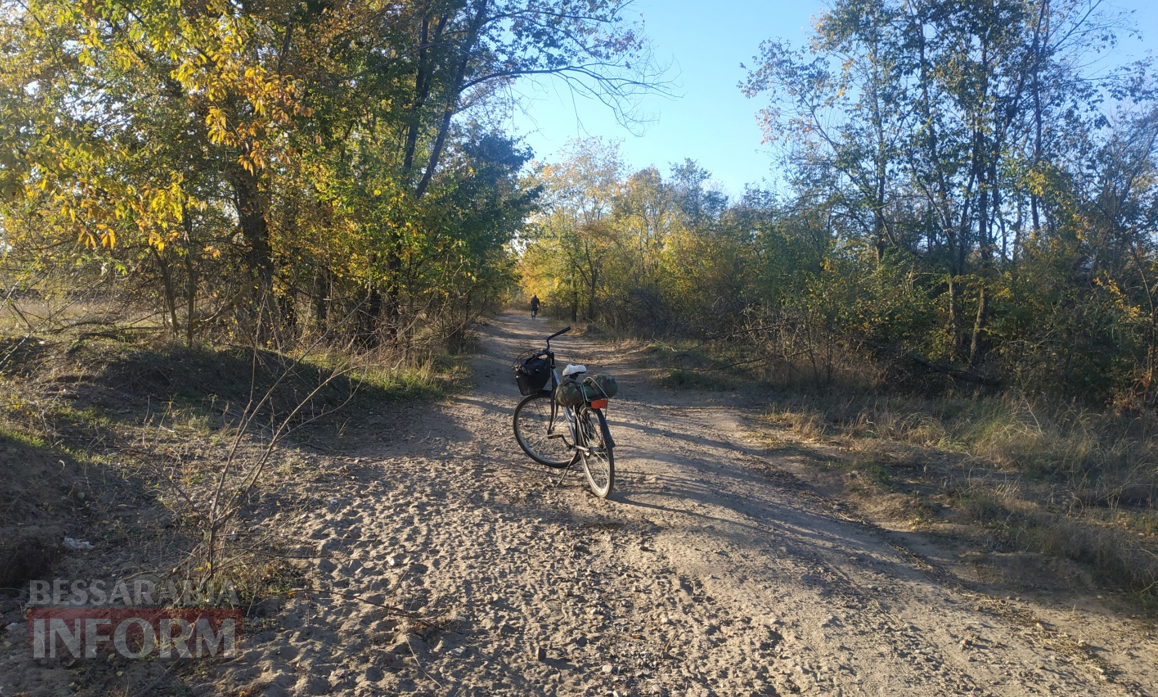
xmin=578 ymin=408 xmax=614 ymax=498
xmin=513 ymin=392 xmax=575 ymax=468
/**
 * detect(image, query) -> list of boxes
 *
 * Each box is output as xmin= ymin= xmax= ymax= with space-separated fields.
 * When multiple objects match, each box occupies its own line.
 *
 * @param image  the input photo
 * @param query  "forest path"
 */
xmin=221 ymin=313 xmax=1157 ymax=697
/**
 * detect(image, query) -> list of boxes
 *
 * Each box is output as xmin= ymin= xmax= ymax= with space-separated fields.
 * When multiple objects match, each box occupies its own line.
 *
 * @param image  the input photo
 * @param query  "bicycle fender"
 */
xmin=595 ymin=410 xmax=616 ymax=449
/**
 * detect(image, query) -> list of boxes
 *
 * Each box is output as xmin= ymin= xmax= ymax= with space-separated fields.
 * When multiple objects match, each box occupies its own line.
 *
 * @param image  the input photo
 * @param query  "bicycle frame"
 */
xmin=543 ymin=351 xmax=580 ymax=449
xmin=536 ymin=325 xmax=614 ymax=458
xmin=541 ymin=327 xmax=584 ymax=453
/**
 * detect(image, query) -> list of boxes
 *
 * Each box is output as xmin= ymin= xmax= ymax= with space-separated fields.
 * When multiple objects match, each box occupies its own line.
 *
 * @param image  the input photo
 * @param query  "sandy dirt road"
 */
xmin=197 ymin=313 xmax=1157 ymax=697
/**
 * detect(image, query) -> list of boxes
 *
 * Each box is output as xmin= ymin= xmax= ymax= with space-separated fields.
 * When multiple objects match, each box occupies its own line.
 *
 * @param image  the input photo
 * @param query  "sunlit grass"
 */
xmin=766 ymin=392 xmax=1158 ymax=596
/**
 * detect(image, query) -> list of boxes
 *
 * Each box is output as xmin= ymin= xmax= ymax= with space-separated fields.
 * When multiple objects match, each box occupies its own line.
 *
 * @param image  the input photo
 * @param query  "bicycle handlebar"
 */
xmin=544 ymin=326 xmax=570 ymax=355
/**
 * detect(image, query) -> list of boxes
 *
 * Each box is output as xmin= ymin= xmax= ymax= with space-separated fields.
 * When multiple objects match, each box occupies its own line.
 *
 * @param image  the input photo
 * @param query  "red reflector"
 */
xmin=589 ymin=399 xmax=608 ymax=409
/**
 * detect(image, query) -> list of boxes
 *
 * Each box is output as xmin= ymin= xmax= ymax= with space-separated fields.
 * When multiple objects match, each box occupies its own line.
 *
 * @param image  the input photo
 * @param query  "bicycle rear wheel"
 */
xmin=578 ymin=408 xmax=614 ymax=498
xmin=513 ymin=392 xmax=575 ymax=468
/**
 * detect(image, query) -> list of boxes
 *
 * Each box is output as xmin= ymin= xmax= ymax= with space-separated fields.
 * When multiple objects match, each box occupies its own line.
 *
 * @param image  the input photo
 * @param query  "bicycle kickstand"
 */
xmin=550 ymin=465 xmax=570 ymax=488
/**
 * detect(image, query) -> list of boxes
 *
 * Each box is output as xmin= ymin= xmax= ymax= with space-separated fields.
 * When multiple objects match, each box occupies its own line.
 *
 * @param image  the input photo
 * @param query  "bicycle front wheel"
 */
xmin=578 ymin=408 xmax=614 ymax=498
xmin=513 ymin=392 xmax=576 ymax=468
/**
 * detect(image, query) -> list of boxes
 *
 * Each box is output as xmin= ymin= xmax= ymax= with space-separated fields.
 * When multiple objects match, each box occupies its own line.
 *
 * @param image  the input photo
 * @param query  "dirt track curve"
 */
xmin=195 ymin=313 xmax=1158 ymax=696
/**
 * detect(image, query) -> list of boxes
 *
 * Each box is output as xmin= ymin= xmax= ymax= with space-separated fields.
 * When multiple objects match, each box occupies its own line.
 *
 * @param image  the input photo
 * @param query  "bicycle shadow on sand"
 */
xmin=610 ymin=469 xmax=942 ymax=591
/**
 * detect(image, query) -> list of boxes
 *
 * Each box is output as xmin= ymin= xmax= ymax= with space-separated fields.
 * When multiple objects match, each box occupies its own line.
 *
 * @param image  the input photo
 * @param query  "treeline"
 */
xmin=521 ymin=0 xmax=1158 ymax=407
xmin=0 ymin=0 xmax=660 ymax=349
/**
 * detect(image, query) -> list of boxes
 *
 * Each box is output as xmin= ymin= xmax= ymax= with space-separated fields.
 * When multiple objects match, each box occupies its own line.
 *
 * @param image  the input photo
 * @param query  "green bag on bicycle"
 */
xmin=554 ymin=378 xmax=586 ymax=407
xmin=583 ymin=373 xmax=618 ymax=401
xmin=555 ymin=373 xmax=618 ymax=407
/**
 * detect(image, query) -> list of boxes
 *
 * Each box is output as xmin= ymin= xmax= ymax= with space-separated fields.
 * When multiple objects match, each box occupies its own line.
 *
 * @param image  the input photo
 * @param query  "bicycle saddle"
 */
xmin=561 ymin=364 xmax=587 ymax=378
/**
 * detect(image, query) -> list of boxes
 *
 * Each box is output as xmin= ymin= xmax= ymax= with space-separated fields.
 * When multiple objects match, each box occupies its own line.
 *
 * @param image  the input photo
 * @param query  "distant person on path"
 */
xmin=530 ymin=294 xmax=540 ymax=319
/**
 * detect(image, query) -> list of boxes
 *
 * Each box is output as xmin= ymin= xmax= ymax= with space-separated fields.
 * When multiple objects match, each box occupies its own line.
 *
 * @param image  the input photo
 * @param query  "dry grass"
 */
xmin=766 ymin=392 xmax=1158 ymax=596
xmin=0 ymin=317 xmax=466 ymax=602
xmin=0 ymin=295 xmax=164 ymax=335
xmin=615 ymin=324 xmax=1158 ymax=596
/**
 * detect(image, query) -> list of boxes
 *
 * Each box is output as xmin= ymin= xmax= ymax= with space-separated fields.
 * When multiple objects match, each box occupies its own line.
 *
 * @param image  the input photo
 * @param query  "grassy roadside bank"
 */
xmin=631 ymin=335 xmax=1158 ymax=603
xmin=0 ymin=329 xmax=467 ymax=598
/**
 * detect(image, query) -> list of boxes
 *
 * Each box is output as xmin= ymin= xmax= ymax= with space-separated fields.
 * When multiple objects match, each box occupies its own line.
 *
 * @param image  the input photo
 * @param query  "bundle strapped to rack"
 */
xmin=555 ymin=373 xmax=618 ymax=407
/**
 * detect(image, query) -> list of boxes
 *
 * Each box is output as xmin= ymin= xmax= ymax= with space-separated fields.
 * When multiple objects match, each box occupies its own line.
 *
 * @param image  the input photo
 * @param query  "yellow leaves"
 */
xmin=172 ymin=61 xmax=198 ymax=89
xmin=83 ymin=18 xmax=105 ymax=51
xmin=112 ymin=47 xmax=134 ymax=71
xmin=206 ymin=106 xmax=229 ymax=144
xmin=14 ymin=0 xmax=317 ymax=265
xmin=45 ymin=152 xmax=191 ymax=252
xmin=74 ymin=219 xmax=115 ymax=249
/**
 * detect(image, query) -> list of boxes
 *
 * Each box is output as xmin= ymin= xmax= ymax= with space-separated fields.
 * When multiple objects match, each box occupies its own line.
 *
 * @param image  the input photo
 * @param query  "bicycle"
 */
xmin=512 ymin=326 xmax=615 ymax=498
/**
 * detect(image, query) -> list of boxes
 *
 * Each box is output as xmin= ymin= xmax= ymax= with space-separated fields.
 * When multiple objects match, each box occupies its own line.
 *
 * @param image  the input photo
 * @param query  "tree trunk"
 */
xmin=586 ymin=268 xmax=598 ymax=322
xmin=313 ymin=267 xmax=329 ymax=336
xmin=181 ymin=207 xmax=197 ymax=348
xmin=873 ymin=183 xmax=887 ymax=262
xmin=183 ymin=249 xmax=196 ymax=348
xmin=947 ymin=274 xmax=960 ymax=360
xmin=229 ymin=166 xmax=275 ymax=338
xmin=402 ymin=13 xmax=449 ymax=178
xmin=414 ymin=0 xmax=489 ymax=199
xmin=403 ymin=13 xmax=433 ymax=176
xmin=361 ymin=286 xmax=383 ymax=348
xmin=379 ymin=247 xmax=404 ymax=345
xmin=969 ymin=285 xmax=988 ymax=369
xmin=152 ymin=247 xmax=180 ymax=342
xmin=279 ymin=291 xmax=297 ymax=342
xmin=1030 ymin=0 xmax=1049 ymax=235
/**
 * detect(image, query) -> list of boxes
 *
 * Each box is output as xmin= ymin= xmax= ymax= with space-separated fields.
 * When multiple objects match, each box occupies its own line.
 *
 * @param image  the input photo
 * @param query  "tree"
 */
xmin=743 ymin=0 xmax=1154 ymax=383
xmin=521 ymin=138 xmax=622 ymax=321
xmin=0 ymin=0 xmax=667 ymax=346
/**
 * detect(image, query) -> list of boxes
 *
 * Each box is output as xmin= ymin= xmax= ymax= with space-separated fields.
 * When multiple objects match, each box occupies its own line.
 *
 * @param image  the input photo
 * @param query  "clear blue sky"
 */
xmin=506 ymin=0 xmax=1158 ymax=199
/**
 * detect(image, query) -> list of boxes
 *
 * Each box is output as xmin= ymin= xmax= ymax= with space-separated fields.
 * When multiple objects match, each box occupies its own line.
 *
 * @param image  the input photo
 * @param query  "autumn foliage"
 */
xmin=0 ymin=0 xmax=656 ymax=348
xmin=521 ymin=0 xmax=1158 ymax=409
